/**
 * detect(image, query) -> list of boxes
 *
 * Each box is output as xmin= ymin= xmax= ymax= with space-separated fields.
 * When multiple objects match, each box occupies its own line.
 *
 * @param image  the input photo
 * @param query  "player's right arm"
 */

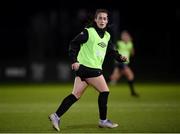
xmin=69 ymin=29 xmax=88 ymax=70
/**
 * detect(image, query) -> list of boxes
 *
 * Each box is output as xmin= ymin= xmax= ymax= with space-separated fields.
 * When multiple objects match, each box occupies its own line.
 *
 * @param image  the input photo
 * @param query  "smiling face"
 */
xmin=94 ymin=12 xmax=108 ymax=29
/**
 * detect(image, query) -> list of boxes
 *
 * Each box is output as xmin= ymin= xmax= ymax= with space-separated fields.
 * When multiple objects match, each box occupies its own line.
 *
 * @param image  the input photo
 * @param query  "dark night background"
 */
xmin=0 ymin=1 xmax=178 ymax=82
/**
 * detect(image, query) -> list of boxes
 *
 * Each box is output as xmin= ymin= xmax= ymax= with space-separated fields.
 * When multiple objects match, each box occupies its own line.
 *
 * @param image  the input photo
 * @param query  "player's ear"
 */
xmin=94 ymin=18 xmax=97 ymax=23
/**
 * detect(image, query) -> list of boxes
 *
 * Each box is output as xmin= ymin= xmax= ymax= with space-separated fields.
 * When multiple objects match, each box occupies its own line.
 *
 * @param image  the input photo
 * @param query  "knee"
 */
xmin=126 ymin=71 xmax=134 ymax=80
xmin=128 ymin=74 xmax=134 ymax=80
xmin=72 ymin=91 xmax=82 ymax=99
xmin=100 ymin=88 xmax=109 ymax=92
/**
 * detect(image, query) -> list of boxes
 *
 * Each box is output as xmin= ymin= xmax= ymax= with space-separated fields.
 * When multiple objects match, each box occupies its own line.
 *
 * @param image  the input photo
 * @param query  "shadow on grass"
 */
xmin=64 ymin=123 xmax=99 ymax=131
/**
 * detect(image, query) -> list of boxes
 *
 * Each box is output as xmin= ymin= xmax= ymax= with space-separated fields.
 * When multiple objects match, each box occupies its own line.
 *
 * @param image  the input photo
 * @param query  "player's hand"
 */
xmin=71 ymin=62 xmax=80 ymax=71
xmin=120 ymin=55 xmax=127 ymax=62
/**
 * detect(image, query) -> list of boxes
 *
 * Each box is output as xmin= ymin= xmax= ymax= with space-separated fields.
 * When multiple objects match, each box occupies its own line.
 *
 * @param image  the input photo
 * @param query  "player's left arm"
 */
xmin=130 ymin=43 xmax=135 ymax=64
xmin=131 ymin=48 xmax=135 ymax=57
xmin=106 ymin=39 xmax=127 ymax=62
xmin=130 ymin=40 xmax=135 ymax=57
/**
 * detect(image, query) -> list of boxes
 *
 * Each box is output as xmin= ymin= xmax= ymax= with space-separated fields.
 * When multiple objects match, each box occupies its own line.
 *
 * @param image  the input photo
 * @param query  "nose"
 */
xmin=102 ymin=19 xmax=105 ymax=23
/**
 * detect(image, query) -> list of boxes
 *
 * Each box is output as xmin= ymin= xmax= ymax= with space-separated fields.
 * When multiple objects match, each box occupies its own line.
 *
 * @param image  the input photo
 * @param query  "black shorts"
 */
xmin=75 ymin=64 xmax=102 ymax=81
xmin=115 ymin=62 xmax=128 ymax=69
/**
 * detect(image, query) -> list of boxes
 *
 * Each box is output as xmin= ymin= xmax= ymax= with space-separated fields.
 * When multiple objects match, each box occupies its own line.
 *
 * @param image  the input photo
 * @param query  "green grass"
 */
xmin=0 ymin=83 xmax=180 ymax=133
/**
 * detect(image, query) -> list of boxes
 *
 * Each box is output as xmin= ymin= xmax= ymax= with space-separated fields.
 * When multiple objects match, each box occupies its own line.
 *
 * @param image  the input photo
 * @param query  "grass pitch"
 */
xmin=0 ymin=82 xmax=180 ymax=133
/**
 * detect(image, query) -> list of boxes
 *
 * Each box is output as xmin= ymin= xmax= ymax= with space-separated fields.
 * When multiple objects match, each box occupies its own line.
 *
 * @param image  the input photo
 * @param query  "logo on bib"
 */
xmin=98 ymin=42 xmax=107 ymax=48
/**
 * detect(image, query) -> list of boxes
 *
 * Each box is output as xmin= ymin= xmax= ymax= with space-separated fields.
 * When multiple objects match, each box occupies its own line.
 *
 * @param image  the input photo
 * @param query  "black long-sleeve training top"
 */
xmin=69 ymin=24 xmax=123 ymax=64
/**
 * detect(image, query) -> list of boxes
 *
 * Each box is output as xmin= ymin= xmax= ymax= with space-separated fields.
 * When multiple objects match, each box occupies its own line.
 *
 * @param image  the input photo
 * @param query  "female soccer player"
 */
xmin=110 ymin=30 xmax=139 ymax=97
xmin=49 ymin=9 xmax=127 ymax=131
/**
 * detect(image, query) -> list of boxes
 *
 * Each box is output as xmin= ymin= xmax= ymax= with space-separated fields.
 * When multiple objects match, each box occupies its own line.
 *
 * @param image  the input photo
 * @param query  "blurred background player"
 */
xmin=109 ymin=30 xmax=139 ymax=97
xmin=48 ymin=9 xmax=127 ymax=131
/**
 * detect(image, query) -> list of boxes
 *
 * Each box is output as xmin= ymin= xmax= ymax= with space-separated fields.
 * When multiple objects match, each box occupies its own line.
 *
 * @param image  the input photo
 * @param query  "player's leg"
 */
xmin=109 ymin=67 xmax=122 ymax=85
xmin=86 ymin=75 xmax=118 ymax=128
xmin=71 ymin=77 xmax=89 ymax=99
xmin=56 ymin=76 xmax=88 ymax=116
xmin=49 ymin=77 xmax=88 ymax=131
xmin=122 ymin=66 xmax=138 ymax=97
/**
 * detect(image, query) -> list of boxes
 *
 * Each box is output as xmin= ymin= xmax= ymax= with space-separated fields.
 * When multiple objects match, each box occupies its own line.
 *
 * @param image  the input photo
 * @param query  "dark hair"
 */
xmin=85 ymin=9 xmax=109 ymax=28
xmin=94 ymin=9 xmax=109 ymax=19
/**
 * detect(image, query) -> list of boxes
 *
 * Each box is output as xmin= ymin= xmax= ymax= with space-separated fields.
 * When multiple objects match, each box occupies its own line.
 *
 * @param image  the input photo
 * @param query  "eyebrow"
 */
xmin=99 ymin=16 xmax=107 ymax=18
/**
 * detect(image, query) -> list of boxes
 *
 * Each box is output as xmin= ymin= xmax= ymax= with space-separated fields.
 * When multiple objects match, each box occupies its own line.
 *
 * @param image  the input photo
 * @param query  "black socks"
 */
xmin=128 ymin=80 xmax=137 ymax=96
xmin=98 ymin=92 xmax=109 ymax=120
xmin=56 ymin=91 xmax=110 ymax=119
xmin=56 ymin=94 xmax=78 ymax=117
